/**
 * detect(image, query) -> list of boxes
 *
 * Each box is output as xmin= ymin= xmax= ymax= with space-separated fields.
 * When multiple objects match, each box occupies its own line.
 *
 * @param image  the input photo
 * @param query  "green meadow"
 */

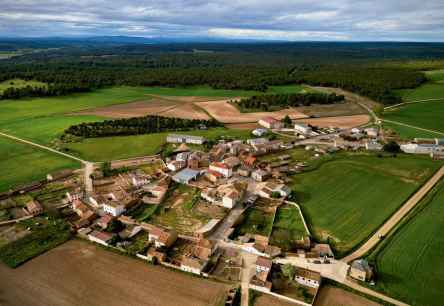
xmin=369 ymin=179 xmax=444 ymax=306
xmin=291 ymin=153 xmax=441 ymax=255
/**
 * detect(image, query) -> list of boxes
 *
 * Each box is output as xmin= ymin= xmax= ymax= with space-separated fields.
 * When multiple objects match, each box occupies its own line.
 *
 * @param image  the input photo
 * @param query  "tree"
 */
xmin=282 ymin=263 xmax=296 ymax=280
xmin=106 ymin=219 xmax=123 ymax=233
xmin=383 ymin=141 xmax=401 ymax=153
xmin=271 ymin=191 xmax=281 ymax=199
xmin=282 ymin=115 xmax=292 ymax=127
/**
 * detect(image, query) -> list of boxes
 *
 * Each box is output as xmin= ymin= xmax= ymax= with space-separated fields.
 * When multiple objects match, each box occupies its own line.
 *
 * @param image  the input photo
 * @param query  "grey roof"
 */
xmin=351 ymin=259 xmax=371 ymax=272
xmin=167 ymin=134 xmax=206 ymax=141
xmin=173 ymin=168 xmax=200 ymax=182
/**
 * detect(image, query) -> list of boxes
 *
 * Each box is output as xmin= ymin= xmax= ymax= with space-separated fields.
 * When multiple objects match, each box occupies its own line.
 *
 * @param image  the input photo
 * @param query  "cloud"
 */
xmin=0 ymin=0 xmax=443 ymax=41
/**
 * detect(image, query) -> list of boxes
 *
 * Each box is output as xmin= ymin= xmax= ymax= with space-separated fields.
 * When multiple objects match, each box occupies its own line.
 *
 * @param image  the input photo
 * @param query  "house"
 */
xmin=209 ymin=144 xmax=227 ymax=162
xmin=72 ymin=199 xmax=93 ymax=218
xmin=103 ymin=201 xmax=126 ymax=217
xmin=252 ymin=128 xmax=268 ymax=137
xmin=205 ymin=170 xmax=224 ymax=183
xmin=364 ymin=128 xmax=379 ymax=138
xmin=365 ymin=141 xmax=383 ymax=151
xmin=97 ymin=214 xmax=114 ymax=229
xmin=350 ymin=259 xmax=373 ymax=281
xmin=172 ymin=168 xmax=200 ymax=184
xmin=176 ymin=152 xmax=191 ymax=162
xmin=66 ymin=190 xmax=84 ymax=203
xmin=118 ymin=225 xmax=142 ymax=239
xmin=167 ymin=160 xmax=186 ymax=172
xmin=223 ymin=156 xmax=241 ymax=169
xmin=250 ymin=274 xmax=272 ymax=292
xmin=201 ymin=188 xmax=218 ymax=203
xmin=209 ymin=162 xmax=233 ymax=178
xmin=255 ymin=256 xmax=272 ymax=273
xmin=142 ymin=183 xmax=168 ymax=204
xmin=180 ymin=256 xmax=208 ymax=275
xmin=187 ymin=154 xmax=201 ymax=169
xmin=294 ymin=267 xmax=321 ymax=288
xmin=242 ymin=155 xmax=257 ymax=167
xmin=25 ymin=200 xmax=43 ymax=215
xmin=194 ymin=239 xmax=217 ymax=260
xmin=166 ymin=134 xmax=206 ymax=145
xmin=238 ymin=167 xmax=251 ymax=177
xmin=256 ymin=182 xmax=290 ymax=199
xmin=131 ymin=174 xmax=150 ymax=187
xmin=195 ymin=219 xmax=220 ymax=239
xmin=311 ymin=244 xmax=334 ymax=258
xmin=222 ymin=190 xmax=241 ymax=209
xmin=88 ymin=231 xmax=115 ymax=246
xmin=146 ymin=247 xmax=166 ymax=263
xmin=148 ymin=226 xmax=178 ymax=248
xmin=251 ymin=169 xmax=270 ymax=182
xmin=247 ymin=138 xmax=268 ymax=146
xmin=258 ymin=117 xmax=283 ymax=129
xmin=294 ymin=123 xmax=312 ymax=135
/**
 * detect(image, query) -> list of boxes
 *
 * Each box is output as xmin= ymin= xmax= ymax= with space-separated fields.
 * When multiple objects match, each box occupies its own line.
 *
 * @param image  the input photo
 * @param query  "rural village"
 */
xmin=2 ymin=105 xmax=443 ymax=306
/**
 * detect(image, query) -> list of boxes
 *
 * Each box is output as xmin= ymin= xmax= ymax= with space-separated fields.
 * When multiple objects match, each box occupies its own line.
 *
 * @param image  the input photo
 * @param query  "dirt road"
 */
xmin=241 ymin=252 xmax=257 ymax=306
xmin=0 ymin=240 xmax=228 ymax=306
xmin=343 ymin=164 xmax=444 ymax=263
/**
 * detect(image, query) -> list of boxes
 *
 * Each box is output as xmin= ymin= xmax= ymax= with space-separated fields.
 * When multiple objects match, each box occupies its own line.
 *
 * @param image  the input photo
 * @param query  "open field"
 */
xmin=63 ymin=127 xmax=252 ymax=162
xmin=0 ymin=239 xmax=229 ymax=306
xmin=254 ymin=294 xmax=301 ymax=306
xmin=425 ymin=69 xmax=444 ymax=82
xmin=0 ymin=78 xmax=47 ymax=93
xmin=291 ymin=153 xmax=442 ymax=255
xmin=369 ymin=179 xmax=444 ymax=306
xmin=383 ymin=121 xmax=441 ymax=140
xmin=383 ymin=100 xmax=444 ymax=134
xmin=269 ymin=205 xmax=308 ymax=251
xmin=314 ymin=286 xmax=380 ymax=306
xmin=196 ymin=100 xmax=308 ymax=123
xmin=396 ymin=83 xmax=444 ymax=101
xmin=295 ymin=114 xmax=370 ymax=129
xmin=0 ymin=137 xmax=80 ymax=192
xmin=297 ymin=101 xmax=366 ymax=117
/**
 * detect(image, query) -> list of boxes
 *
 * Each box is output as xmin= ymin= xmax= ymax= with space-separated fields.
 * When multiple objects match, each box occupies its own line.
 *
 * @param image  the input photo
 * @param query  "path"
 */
xmin=342 ymin=164 xmax=444 ymax=263
xmin=240 ymin=252 xmax=257 ymax=306
xmin=384 ymin=97 xmax=444 ymax=110
xmin=343 ymin=280 xmax=409 ymax=306
xmin=0 ymin=214 xmax=34 ymax=226
xmin=0 ymin=131 xmax=93 ymax=193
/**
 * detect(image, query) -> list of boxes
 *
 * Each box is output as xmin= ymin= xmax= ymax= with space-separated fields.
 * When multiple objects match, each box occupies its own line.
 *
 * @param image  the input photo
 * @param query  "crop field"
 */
xmin=269 ymin=205 xmax=308 ymax=251
xmin=0 ymin=137 xmax=80 ymax=193
xmin=383 ymin=121 xmax=442 ymax=140
xmin=369 ymin=179 xmax=444 ymax=306
xmin=0 ymin=78 xmax=47 ymax=93
xmin=396 ymin=83 xmax=444 ymax=101
xmin=383 ymin=100 xmax=444 ymax=134
xmin=0 ymin=239 xmax=229 ymax=306
xmin=291 ymin=153 xmax=442 ymax=255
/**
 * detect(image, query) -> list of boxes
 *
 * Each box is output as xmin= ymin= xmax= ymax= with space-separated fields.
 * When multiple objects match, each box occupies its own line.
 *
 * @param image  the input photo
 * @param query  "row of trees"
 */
xmin=0 ymin=83 xmax=91 ymax=100
xmin=237 ymin=92 xmax=344 ymax=111
xmin=63 ymin=115 xmax=222 ymax=138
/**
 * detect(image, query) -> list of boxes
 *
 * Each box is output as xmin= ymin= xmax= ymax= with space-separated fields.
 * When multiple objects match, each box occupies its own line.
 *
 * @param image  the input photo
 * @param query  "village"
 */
xmin=1 ymin=114 xmax=443 ymax=306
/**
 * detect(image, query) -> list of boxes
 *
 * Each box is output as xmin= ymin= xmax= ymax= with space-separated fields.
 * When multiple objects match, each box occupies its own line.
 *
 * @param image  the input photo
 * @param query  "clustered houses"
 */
xmin=201 ymin=182 xmax=247 ymax=209
xmin=250 ymin=256 xmax=273 ymax=292
xmin=333 ymin=127 xmax=384 ymax=151
xmin=258 ymin=117 xmax=284 ymax=130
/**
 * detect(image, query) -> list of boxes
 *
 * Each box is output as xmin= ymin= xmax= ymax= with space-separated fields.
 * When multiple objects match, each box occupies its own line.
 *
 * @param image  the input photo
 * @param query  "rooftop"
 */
xmin=295 ymin=267 xmax=321 ymax=281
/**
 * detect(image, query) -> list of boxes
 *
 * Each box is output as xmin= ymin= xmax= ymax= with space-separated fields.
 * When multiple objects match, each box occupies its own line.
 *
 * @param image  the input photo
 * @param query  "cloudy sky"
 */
xmin=1 ymin=0 xmax=443 ymax=41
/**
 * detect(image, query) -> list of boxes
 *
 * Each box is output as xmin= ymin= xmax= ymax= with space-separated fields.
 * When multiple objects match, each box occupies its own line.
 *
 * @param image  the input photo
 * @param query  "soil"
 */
xmin=254 ymin=294 xmax=300 ymax=306
xmin=294 ymin=114 xmax=370 ymax=129
xmin=314 ymin=286 xmax=380 ymax=306
xmin=0 ymin=239 xmax=229 ymax=306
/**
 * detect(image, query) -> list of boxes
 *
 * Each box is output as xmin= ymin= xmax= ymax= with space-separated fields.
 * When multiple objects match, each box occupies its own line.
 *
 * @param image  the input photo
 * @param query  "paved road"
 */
xmin=343 ymin=164 xmax=444 ymax=263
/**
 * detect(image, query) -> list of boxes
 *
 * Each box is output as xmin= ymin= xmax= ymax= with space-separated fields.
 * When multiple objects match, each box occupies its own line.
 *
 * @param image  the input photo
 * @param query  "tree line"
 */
xmin=63 ymin=115 xmax=222 ymax=138
xmin=236 ymin=92 xmax=344 ymax=111
xmin=0 ymin=83 xmax=91 ymax=100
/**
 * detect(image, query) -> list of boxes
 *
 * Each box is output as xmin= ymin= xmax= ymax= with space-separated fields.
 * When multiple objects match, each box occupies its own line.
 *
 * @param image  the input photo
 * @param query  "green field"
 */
xmin=383 ymin=121 xmax=443 ymax=140
xmin=383 ymin=100 xmax=444 ymax=134
xmin=291 ymin=153 xmax=441 ymax=255
xmin=0 ymin=137 xmax=80 ymax=192
xmin=63 ymin=127 xmax=252 ymax=161
xmin=425 ymin=69 xmax=444 ymax=82
xmin=369 ymin=179 xmax=444 ymax=306
xmin=0 ymin=79 xmax=47 ymax=94
xmin=233 ymin=207 xmax=275 ymax=238
xmin=396 ymin=83 xmax=444 ymax=102
xmin=269 ymin=205 xmax=308 ymax=251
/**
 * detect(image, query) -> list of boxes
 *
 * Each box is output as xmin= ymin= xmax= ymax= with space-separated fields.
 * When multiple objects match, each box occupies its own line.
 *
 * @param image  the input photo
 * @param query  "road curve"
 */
xmin=342 ymin=164 xmax=444 ymax=263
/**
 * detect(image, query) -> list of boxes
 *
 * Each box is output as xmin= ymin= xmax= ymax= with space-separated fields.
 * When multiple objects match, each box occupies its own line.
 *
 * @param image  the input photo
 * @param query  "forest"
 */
xmin=236 ymin=92 xmax=344 ymax=111
xmin=63 ymin=115 xmax=222 ymax=138
xmin=1 ymin=40 xmax=444 ymax=103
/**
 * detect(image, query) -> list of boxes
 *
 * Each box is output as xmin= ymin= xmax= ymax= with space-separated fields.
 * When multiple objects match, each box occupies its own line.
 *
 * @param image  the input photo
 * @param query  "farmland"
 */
xmin=369 ymin=179 xmax=444 ymax=306
xmin=0 ymin=239 xmax=229 ymax=306
xmin=0 ymin=137 xmax=80 ymax=193
xmin=291 ymin=153 xmax=442 ymax=255
xmin=382 ymin=121 xmax=442 ymax=140
xmin=269 ymin=205 xmax=308 ymax=251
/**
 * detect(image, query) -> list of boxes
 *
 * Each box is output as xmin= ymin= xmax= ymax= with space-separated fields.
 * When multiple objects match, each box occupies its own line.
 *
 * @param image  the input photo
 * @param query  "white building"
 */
xmin=251 ymin=169 xmax=270 ymax=182
xmin=256 ymin=182 xmax=290 ymax=199
xmin=364 ymin=128 xmax=379 ymax=138
xmin=252 ymin=128 xmax=268 ymax=137
xmin=167 ymin=160 xmax=186 ymax=172
xmin=166 ymin=134 xmax=206 ymax=145
xmin=294 ymin=267 xmax=321 ymax=288
xmin=222 ymin=190 xmax=241 ymax=209
xmin=209 ymin=162 xmax=232 ymax=178
xmin=255 ymin=256 xmax=272 ymax=273
xmin=294 ymin=123 xmax=312 ymax=135
xmin=258 ymin=117 xmax=283 ymax=129
xmin=88 ymin=231 xmax=114 ymax=247
xmin=401 ymin=143 xmax=438 ymax=154
xmin=103 ymin=201 xmax=126 ymax=217
xmin=180 ymin=256 xmax=207 ymax=275
xmin=247 ymin=138 xmax=269 ymax=146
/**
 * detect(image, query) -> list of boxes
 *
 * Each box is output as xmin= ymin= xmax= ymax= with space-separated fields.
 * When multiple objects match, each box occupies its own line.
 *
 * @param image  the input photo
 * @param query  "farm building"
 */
xmin=251 ymin=169 xmax=270 ymax=182
xmin=88 ymin=231 xmax=115 ymax=246
xmin=400 ymin=143 xmax=440 ymax=154
xmin=294 ymin=123 xmax=312 ymax=135
xmin=103 ymin=201 xmax=126 ymax=217
xmin=25 ymin=200 xmax=43 ymax=215
xmin=148 ymin=226 xmax=178 ymax=248
xmin=166 ymin=134 xmax=207 ymax=145
xmin=46 ymin=169 xmax=73 ymax=181
xmin=180 ymin=256 xmax=208 ymax=275
xmin=252 ymin=128 xmax=268 ymax=137
xmin=172 ymin=168 xmax=200 ymax=184
xmin=247 ymin=138 xmax=269 ymax=146
xmin=364 ymin=127 xmax=379 ymax=138
xmin=256 ymin=182 xmax=290 ymax=198
xmin=258 ymin=117 xmax=283 ymax=129
xmin=350 ymin=259 xmax=373 ymax=281
xmin=294 ymin=267 xmax=321 ymax=288
xmin=167 ymin=160 xmax=186 ymax=172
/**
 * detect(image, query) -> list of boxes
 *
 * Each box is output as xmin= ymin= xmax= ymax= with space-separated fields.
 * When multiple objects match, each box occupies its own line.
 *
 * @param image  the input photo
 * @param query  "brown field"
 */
xmin=196 ymin=100 xmax=308 ymax=123
xmin=225 ymin=122 xmax=260 ymax=129
xmin=295 ymin=114 xmax=370 ymax=128
xmin=0 ymin=239 xmax=229 ymax=306
xmin=314 ymin=286 xmax=380 ymax=306
xmin=254 ymin=294 xmax=299 ymax=306
xmin=297 ymin=102 xmax=366 ymax=117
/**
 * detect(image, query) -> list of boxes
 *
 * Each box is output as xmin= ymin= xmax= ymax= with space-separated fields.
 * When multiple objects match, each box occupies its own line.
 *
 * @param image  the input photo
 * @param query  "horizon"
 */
xmin=1 ymin=0 xmax=443 ymax=42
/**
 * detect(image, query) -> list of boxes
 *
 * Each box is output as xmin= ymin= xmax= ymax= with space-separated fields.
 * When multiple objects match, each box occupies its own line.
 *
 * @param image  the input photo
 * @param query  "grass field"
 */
xmin=369 ymin=179 xmax=444 ymax=306
xmin=269 ymin=205 xmax=308 ymax=251
xmin=0 ymin=137 xmax=80 ymax=192
xmin=233 ymin=207 xmax=275 ymax=238
xmin=395 ymin=83 xmax=444 ymax=102
xmin=425 ymin=69 xmax=444 ymax=82
xmin=0 ymin=78 xmax=47 ymax=93
xmin=383 ymin=121 xmax=443 ymax=140
xmin=291 ymin=153 xmax=441 ymax=255
xmin=383 ymin=100 xmax=444 ymax=134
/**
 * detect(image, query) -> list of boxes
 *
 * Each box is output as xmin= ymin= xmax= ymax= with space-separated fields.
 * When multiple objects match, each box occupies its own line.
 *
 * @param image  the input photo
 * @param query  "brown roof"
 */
xmin=256 ymin=256 xmax=272 ymax=269
xmin=295 ymin=267 xmax=321 ymax=282
xmin=260 ymin=116 xmax=278 ymax=124
xmin=181 ymin=256 xmax=206 ymax=270
xmin=98 ymin=214 xmax=113 ymax=225
xmin=90 ymin=231 xmax=114 ymax=242
xmin=197 ymin=238 xmax=215 ymax=249
xmin=211 ymin=162 xmax=230 ymax=169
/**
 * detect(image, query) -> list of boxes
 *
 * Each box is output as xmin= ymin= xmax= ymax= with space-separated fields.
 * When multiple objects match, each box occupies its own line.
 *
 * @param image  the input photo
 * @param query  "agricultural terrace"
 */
xmin=291 ymin=153 xmax=442 ymax=255
xmin=151 ymin=184 xmax=227 ymax=235
xmin=269 ymin=205 xmax=308 ymax=251
xmin=368 ymin=179 xmax=444 ymax=306
xmin=0 ymin=78 xmax=47 ymax=94
xmin=0 ymin=137 xmax=80 ymax=193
